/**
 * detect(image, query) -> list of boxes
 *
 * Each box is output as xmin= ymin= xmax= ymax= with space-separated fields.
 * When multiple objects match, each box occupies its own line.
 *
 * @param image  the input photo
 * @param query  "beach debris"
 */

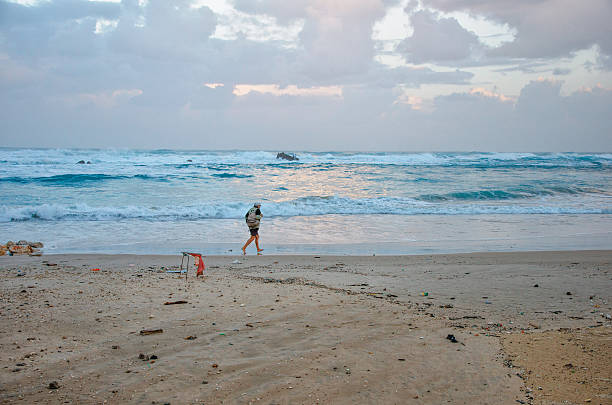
xmin=184 ymin=335 xmax=197 ymax=340
xmin=212 ymin=363 xmax=218 ymax=368
xmin=48 ymin=381 xmax=60 ymax=389
xmin=202 ymin=380 xmax=208 ymax=384
xmin=419 ymin=292 xmax=429 ymax=296
xmin=484 ymin=300 xmax=492 ymax=304
xmin=528 ymin=322 xmax=541 ymax=329
xmin=139 ymin=353 xmax=158 ymax=361
xmin=164 ymin=300 xmax=188 ymax=305
xmin=140 ymin=329 xmax=163 ymax=335
xmin=533 ymin=284 xmax=539 ymax=287
xmin=397 ymin=358 xmax=406 ymax=361
xmin=91 ymin=268 xmax=100 ymax=272
xmin=232 ymin=260 xmax=242 ymax=264
xmin=112 ymin=345 xmax=119 ymax=349
xmin=566 ymin=291 xmax=572 ymax=295
xmin=2 ymin=240 xmax=44 ymax=256
xmin=446 ymin=334 xmax=458 ymax=343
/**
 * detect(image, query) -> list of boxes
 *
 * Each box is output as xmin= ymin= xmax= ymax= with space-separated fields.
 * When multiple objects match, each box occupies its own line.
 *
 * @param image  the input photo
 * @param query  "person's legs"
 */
xmin=242 ymin=236 xmax=255 ymax=254
xmin=255 ymin=234 xmax=263 ymax=252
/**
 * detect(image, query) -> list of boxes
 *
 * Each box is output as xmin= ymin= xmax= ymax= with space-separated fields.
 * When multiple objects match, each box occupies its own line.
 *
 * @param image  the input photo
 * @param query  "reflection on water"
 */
xmin=4 ymin=214 xmax=611 ymax=255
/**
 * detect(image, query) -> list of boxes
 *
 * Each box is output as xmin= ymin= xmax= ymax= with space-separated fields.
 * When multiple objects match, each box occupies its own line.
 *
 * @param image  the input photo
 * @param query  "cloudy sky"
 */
xmin=1 ymin=0 xmax=611 ymax=151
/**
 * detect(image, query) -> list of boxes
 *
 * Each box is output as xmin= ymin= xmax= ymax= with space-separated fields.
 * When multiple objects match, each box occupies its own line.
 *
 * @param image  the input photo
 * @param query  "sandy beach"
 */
xmin=1 ymin=251 xmax=611 ymax=404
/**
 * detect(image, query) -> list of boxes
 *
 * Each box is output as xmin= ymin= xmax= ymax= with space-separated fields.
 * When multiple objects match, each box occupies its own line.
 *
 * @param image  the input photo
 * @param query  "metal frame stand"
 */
xmin=180 ymin=252 xmax=190 ymax=280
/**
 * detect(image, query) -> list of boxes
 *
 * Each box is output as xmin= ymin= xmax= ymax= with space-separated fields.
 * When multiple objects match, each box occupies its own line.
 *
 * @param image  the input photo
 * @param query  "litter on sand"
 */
xmin=140 ymin=329 xmax=164 ymax=335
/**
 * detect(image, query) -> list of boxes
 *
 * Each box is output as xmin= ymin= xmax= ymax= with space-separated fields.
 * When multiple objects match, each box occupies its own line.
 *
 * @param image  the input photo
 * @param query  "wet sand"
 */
xmin=1 ymin=251 xmax=611 ymax=404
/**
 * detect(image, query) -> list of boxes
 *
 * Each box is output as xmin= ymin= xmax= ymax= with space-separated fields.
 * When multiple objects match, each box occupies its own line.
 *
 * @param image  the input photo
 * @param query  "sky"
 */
xmin=0 ymin=0 xmax=611 ymax=151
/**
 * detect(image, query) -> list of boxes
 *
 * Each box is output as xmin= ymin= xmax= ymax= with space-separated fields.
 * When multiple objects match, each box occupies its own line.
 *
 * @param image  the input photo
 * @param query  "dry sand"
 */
xmin=1 ymin=251 xmax=611 ymax=404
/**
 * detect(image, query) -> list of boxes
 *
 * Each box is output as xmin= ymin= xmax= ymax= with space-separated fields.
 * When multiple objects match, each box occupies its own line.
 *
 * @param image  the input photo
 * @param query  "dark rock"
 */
xmin=276 ymin=152 xmax=299 ymax=161
xmin=77 ymin=160 xmax=85 ymax=164
xmin=48 ymin=381 xmax=59 ymax=389
xmin=139 ymin=353 xmax=149 ymax=361
xmin=446 ymin=334 xmax=458 ymax=343
xmin=150 ymin=355 xmax=158 ymax=360
xmin=566 ymin=291 xmax=572 ymax=295
xmin=533 ymin=284 xmax=539 ymax=287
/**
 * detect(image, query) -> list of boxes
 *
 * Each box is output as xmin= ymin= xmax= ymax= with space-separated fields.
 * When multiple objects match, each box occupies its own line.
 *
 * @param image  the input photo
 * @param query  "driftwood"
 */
xmin=163 ymin=300 xmax=188 ymax=305
xmin=139 ymin=329 xmax=163 ymax=335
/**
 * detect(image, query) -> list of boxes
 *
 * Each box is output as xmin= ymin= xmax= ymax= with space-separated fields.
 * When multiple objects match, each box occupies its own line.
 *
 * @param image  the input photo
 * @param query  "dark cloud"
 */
xmin=552 ymin=68 xmax=571 ymax=76
xmin=423 ymin=0 xmax=612 ymax=64
xmin=397 ymin=9 xmax=483 ymax=65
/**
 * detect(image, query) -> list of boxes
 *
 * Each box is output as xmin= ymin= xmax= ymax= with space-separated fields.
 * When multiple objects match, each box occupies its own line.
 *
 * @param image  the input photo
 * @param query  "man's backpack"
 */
xmin=246 ymin=207 xmax=259 ymax=228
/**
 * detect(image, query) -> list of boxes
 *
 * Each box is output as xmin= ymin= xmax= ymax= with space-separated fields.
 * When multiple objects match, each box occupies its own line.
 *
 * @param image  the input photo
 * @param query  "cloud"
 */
xmin=61 ymin=88 xmax=143 ymax=108
xmin=232 ymin=84 xmax=342 ymax=97
xmin=422 ymin=0 xmax=612 ymax=66
xmin=0 ymin=0 xmax=610 ymax=151
xmin=397 ymin=9 xmax=483 ymax=65
xmin=234 ymin=0 xmax=389 ymax=81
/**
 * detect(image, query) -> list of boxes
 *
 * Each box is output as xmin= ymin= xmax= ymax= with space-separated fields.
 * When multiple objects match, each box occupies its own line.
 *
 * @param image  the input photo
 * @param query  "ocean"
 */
xmin=1 ymin=148 xmax=611 ymax=255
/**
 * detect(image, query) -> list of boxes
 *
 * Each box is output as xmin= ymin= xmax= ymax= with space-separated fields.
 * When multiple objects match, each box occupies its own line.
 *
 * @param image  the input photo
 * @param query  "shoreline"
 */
xmin=1 ymin=250 xmax=611 ymax=403
xmin=5 ymin=213 xmax=612 ymax=256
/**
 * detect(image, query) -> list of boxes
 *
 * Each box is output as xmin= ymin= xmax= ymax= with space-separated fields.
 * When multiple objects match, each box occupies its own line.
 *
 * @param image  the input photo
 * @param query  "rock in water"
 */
xmin=276 ymin=152 xmax=299 ymax=161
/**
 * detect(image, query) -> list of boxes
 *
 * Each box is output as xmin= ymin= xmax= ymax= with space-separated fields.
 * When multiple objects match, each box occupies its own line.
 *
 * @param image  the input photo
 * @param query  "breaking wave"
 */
xmin=2 ymin=196 xmax=610 ymax=222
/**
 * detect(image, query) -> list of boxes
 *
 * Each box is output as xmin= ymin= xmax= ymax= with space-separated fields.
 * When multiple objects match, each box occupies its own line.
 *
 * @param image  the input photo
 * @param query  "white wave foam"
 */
xmin=2 ymin=148 xmax=611 ymax=168
xmin=2 ymin=196 xmax=610 ymax=223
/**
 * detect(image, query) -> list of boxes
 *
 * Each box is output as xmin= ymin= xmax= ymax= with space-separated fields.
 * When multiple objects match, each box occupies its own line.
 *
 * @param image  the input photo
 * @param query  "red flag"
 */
xmin=189 ymin=253 xmax=205 ymax=276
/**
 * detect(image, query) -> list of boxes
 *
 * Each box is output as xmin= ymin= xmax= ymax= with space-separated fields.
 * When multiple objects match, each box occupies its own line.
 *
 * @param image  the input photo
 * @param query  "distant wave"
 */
xmin=211 ymin=173 xmax=254 ymax=179
xmin=0 ymin=173 xmax=170 ymax=185
xmin=2 ymin=196 xmax=610 ymax=222
xmin=417 ymin=185 xmax=608 ymax=201
xmin=1 ymin=148 xmax=611 ymax=167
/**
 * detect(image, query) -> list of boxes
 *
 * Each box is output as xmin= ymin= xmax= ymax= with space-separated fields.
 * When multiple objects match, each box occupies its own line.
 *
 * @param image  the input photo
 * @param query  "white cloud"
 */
xmin=232 ymin=84 xmax=342 ymax=97
xmin=193 ymin=0 xmax=303 ymax=46
xmin=64 ymin=88 xmax=143 ymax=108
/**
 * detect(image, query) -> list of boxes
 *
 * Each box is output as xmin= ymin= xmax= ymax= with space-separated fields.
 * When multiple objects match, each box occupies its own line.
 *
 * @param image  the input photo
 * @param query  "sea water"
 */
xmin=1 ymin=149 xmax=611 ymax=255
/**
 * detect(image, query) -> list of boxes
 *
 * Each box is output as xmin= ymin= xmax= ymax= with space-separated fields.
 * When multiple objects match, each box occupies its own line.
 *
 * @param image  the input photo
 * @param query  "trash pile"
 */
xmin=0 ymin=240 xmax=44 ymax=256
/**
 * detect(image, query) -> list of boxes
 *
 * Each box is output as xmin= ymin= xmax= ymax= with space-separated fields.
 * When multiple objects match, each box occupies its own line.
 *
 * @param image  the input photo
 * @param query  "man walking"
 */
xmin=242 ymin=203 xmax=263 ymax=255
